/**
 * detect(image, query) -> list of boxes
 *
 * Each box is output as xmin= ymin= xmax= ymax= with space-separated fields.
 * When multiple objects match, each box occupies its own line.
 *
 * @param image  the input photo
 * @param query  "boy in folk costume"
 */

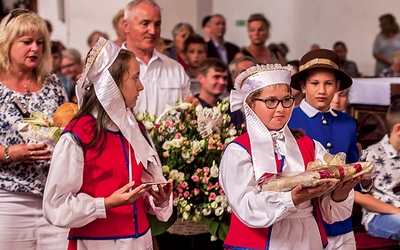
xmin=219 ymin=64 xmax=357 ymax=249
xmin=288 ymin=49 xmax=363 ymax=250
xmin=43 ymin=37 xmax=173 ymax=250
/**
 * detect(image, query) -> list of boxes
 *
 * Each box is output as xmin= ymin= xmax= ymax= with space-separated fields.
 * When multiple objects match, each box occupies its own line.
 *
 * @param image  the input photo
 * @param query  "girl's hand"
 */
xmin=291 ymin=182 xmax=334 ymax=206
xmin=148 ymin=179 xmax=173 ymax=207
xmin=7 ymin=143 xmax=51 ymax=162
xmin=104 ymin=182 xmax=151 ymax=210
xmin=331 ymin=176 xmax=361 ymax=202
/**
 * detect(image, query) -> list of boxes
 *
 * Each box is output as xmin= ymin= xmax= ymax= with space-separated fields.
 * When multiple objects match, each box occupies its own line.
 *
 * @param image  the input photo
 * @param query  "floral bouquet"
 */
xmin=137 ymin=100 xmax=240 ymax=241
xmin=13 ymin=102 xmax=79 ymax=151
xmin=13 ymin=111 xmax=63 ymax=151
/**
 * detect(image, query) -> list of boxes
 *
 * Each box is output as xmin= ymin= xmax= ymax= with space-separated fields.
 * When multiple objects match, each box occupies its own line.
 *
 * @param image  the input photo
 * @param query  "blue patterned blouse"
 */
xmin=0 ymin=73 xmax=67 ymax=195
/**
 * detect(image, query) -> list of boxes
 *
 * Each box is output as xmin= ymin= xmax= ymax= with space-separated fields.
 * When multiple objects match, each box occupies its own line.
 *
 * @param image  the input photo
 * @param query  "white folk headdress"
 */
xmin=230 ymin=64 xmax=304 ymax=180
xmin=76 ymin=37 xmax=160 ymax=169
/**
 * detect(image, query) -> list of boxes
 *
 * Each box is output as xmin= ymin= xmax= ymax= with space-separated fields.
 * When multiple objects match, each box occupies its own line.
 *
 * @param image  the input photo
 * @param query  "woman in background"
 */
xmin=0 ymin=9 xmax=68 ymax=249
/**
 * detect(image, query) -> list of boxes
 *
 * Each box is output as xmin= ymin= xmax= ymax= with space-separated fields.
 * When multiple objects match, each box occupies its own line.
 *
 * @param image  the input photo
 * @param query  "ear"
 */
xmin=197 ymin=74 xmax=205 ymax=85
xmin=394 ymin=124 xmax=400 ymax=135
xmin=336 ymin=80 xmax=341 ymax=91
xmin=300 ymin=81 xmax=306 ymax=94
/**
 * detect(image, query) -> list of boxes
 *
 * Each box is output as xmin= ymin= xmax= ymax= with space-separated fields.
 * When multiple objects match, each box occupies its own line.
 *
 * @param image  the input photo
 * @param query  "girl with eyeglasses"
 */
xmin=219 ymin=64 xmax=354 ymax=249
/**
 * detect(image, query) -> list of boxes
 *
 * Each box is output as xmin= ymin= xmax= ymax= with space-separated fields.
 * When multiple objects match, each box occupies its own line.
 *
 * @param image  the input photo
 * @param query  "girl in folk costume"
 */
xmin=43 ymin=37 xmax=173 ymax=250
xmin=219 ymin=64 xmax=356 ymax=249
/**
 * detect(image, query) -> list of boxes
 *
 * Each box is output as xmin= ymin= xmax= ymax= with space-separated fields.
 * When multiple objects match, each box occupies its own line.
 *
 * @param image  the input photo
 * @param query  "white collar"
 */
xmin=299 ymin=99 xmax=338 ymax=117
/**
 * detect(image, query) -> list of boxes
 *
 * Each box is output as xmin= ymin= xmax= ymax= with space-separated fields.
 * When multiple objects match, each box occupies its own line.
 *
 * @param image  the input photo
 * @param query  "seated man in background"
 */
xmin=358 ymin=100 xmax=400 ymax=241
xmin=333 ymin=41 xmax=362 ymax=78
xmin=197 ymin=58 xmax=244 ymax=131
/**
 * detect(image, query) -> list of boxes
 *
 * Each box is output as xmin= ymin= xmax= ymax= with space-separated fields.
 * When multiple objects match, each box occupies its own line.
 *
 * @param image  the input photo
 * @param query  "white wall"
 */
xmin=37 ymin=0 xmax=400 ymax=76
xmin=38 ymin=0 xmax=211 ymax=61
xmin=213 ymin=0 xmax=400 ymax=76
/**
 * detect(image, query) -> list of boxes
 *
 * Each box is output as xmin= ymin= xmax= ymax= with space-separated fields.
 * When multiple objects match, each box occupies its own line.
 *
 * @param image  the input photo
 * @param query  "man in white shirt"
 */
xmin=123 ymin=0 xmax=194 ymax=116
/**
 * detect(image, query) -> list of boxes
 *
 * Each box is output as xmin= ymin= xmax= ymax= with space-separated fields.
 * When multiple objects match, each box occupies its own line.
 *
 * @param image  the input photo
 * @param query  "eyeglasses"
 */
xmin=5 ymin=9 xmax=34 ymax=26
xmin=253 ymin=96 xmax=295 ymax=109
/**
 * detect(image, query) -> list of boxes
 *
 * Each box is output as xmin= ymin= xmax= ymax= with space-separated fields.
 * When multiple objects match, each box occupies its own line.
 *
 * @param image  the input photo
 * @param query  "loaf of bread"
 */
xmin=53 ymin=102 xmax=79 ymax=127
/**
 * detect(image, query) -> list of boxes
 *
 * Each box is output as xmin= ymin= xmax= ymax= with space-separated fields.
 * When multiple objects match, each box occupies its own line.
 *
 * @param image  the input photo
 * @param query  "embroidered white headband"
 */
xmin=230 ymin=64 xmax=293 ymax=112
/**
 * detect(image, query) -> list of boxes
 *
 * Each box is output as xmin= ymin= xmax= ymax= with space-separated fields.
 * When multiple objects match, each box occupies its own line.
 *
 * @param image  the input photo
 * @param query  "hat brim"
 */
xmin=290 ymin=65 xmax=353 ymax=91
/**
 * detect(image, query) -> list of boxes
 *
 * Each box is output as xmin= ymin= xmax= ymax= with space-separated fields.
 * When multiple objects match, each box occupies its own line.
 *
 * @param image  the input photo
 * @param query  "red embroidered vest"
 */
xmin=64 ymin=115 xmax=149 ymax=248
xmin=223 ymin=132 xmax=328 ymax=249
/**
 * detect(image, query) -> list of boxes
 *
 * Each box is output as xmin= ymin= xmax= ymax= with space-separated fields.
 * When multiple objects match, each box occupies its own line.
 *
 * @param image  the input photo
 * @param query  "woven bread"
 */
xmin=53 ymin=102 xmax=79 ymax=127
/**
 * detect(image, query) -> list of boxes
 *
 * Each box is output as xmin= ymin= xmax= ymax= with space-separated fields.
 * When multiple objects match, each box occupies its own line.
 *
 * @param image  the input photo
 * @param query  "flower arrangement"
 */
xmin=14 ymin=110 xmax=63 ymax=150
xmin=137 ymin=100 xmax=241 ymax=241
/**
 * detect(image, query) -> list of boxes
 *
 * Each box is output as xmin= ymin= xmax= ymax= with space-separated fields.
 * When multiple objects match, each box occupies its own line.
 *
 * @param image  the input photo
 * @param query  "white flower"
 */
xmin=143 ymin=121 xmax=154 ymax=130
xmin=184 ymin=204 xmax=191 ymax=211
xmin=173 ymin=197 xmax=180 ymax=206
xmin=215 ymin=195 xmax=224 ymax=203
xmin=176 ymin=172 xmax=185 ymax=182
xmin=210 ymin=165 xmax=219 ymax=178
xmin=137 ymin=113 xmax=144 ymax=121
xmin=210 ymin=235 xmax=218 ymax=242
xmin=182 ymin=211 xmax=190 ymax=220
xmin=227 ymin=206 xmax=231 ymax=213
xmin=181 ymin=151 xmax=191 ymax=160
xmin=215 ymin=207 xmax=224 ymax=216
xmin=195 ymin=104 xmax=203 ymax=113
xmin=224 ymin=137 xmax=234 ymax=144
xmin=229 ymin=128 xmax=237 ymax=136
xmin=162 ymin=141 xmax=172 ymax=150
xmin=210 ymin=201 xmax=218 ymax=209
xmin=162 ymin=165 xmax=170 ymax=174
xmin=202 ymin=208 xmax=211 ymax=216
xmin=221 ymin=201 xmax=229 ymax=208
xmin=179 ymin=102 xmax=191 ymax=110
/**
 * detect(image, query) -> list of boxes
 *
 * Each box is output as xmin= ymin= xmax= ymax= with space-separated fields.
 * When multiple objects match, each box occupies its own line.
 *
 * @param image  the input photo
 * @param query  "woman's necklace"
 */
xmin=23 ymin=79 xmax=33 ymax=94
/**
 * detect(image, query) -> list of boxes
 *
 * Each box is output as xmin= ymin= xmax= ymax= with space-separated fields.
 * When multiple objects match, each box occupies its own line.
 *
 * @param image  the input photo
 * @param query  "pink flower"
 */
xmin=163 ymin=151 xmax=170 ymax=158
xmin=207 ymin=183 xmax=213 ymax=191
xmin=203 ymin=167 xmax=210 ymax=173
xmin=183 ymin=191 xmax=190 ymax=198
xmin=165 ymin=121 xmax=172 ymax=126
xmin=179 ymin=124 xmax=185 ymax=130
xmin=178 ymin=193 xmax=182 ymax=198
xmin=173 ymin=191 xmax=178 ymax=198
xmin=194 ymin=188 xmax=200 ymax=196
xmin=196 ymin=168 xmax=202 ymax=173
xmin=215 ymin=182 xmax=220 ymax=188
xmin=191 ymin=175 xmax=199 ymax=182
xmin=219 ymin=189 xmax=225 ymax=195
xmin=175 ymin=133 xmax=182 ymax=139
xmin=178 ymin=188 xmax=183 ymax=193
xmin=161 ymin=131 xmax=166 ymax=136
xmin=181 ymin=181 xmax=188 ymax=188
xmin=208 ymin=145 xmax=216 ymax=150
xmin=214 ymin=134 xmax=220 ymax=139
xmin=217 ymin=142 xmax=224 ymax=150
xmin=202 ymin=177 xmax=209 ymax=184
xmin=209 ymin=192 xmax=216 ymax=201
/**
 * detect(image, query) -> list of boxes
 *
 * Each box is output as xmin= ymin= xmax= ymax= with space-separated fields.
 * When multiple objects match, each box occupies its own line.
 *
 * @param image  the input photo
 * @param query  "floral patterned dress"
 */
xmin=0 ymin=73 xmax=67 ymax=195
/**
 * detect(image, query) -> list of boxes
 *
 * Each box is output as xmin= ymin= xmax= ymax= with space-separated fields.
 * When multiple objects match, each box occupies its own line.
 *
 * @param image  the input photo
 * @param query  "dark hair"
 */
xmin=202 ymin=15 xmax=212 ymax=28
xmin=197 ymin=58 xmax=227 ymax=76
xmin=333 ymin=41 xmax=347 ymax=51
xmin=183 ymin=34 xmax=206 ymax=53
xmin=386 ymin=99 xmax=400 ymax=132
xmin=247 ymin=13 xmax=270 ymax=29
xmin=72 ymin=49 xmax=135 ymax=157
xmin=379 ymin=13 xmax=400 ymax=36
xmin=87 ymin=31 xmax=109 ymax=47
xmin=287 ymin=59 xmax=300 ymax=71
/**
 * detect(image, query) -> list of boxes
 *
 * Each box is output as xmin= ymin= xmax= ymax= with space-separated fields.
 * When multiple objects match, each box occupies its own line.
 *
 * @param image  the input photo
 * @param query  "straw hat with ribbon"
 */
xmin=290 ymin=49 xmax=353 ymax=91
